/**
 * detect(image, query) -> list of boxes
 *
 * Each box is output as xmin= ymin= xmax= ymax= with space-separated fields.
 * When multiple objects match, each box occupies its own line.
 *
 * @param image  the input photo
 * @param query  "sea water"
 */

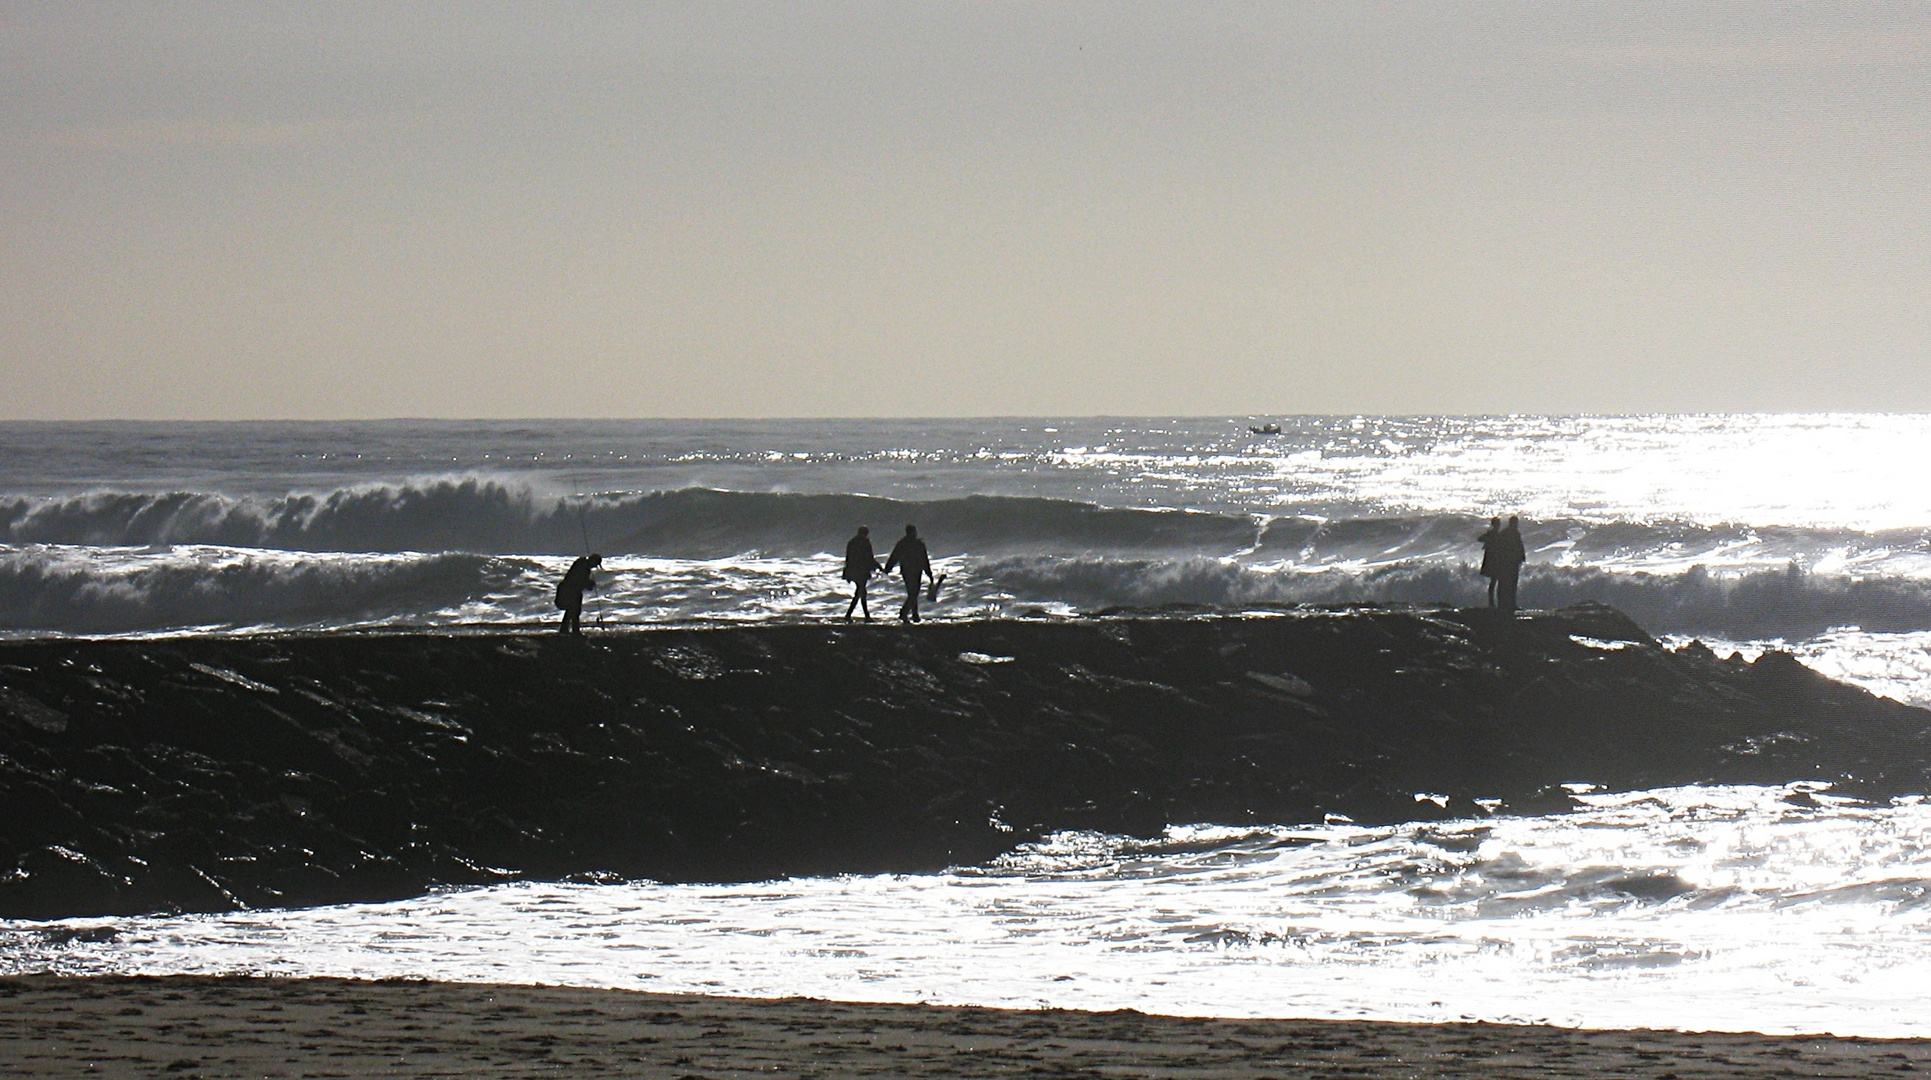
xmin=8 ymin=785 xmax=1931 ymax=1037
xmin=5 ymin=415 xmax=1931 ymax=1035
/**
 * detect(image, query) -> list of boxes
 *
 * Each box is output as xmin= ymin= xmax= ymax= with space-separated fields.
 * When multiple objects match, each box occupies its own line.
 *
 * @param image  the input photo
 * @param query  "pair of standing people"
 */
xmin=843 ymin=525 xmax=936 ymax=623
xmin=1477 ymin=515 xmax=1527 ymax=613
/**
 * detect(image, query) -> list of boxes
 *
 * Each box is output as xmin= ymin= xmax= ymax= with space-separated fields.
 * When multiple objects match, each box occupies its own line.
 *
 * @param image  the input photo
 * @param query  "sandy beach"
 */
xmin=4 ymin=976 xmax=1928 ymax=1079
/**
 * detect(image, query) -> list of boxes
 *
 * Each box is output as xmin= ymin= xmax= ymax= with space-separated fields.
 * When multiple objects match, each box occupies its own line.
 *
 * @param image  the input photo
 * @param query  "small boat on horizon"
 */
xmin=1249 ymin=423 xmax=1282 ymax=435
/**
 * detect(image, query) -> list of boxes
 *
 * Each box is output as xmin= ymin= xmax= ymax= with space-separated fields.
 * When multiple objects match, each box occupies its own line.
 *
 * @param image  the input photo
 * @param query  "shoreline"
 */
xmin=6 ymin=974 xmax=1931 ymax=1079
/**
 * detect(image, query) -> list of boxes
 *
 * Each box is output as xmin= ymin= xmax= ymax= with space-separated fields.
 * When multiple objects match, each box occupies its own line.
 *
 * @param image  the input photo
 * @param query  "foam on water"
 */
xmin=6 ymin=784 xmax=1930 ymax=1037
xmin=19 ymin=546 xmax=1931 ymax=664
xmin=3 ymin=416 xmax=1930 ymax=640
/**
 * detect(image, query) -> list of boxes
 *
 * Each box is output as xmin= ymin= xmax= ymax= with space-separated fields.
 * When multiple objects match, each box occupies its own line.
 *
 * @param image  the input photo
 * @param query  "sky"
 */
xmin=3 ymin=2 xmax=1930 ymax=420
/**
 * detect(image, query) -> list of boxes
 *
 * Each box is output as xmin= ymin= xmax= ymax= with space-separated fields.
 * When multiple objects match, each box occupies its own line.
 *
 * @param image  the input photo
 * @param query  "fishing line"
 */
xmin=577 ymin=496 xmax=605 ymax=628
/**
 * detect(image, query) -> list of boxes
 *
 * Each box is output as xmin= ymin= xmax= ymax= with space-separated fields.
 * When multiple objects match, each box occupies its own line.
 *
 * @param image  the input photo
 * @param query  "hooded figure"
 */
xmin=841 ymin=526 xmax=884 ymax=622
xmin=556 ymin=553 xmax=601 ymax=635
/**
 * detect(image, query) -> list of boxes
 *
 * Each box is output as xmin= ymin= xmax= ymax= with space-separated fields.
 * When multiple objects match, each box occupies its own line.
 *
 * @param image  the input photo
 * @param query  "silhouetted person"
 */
xmin=842 ymin=526 xmax=884 ymax=622
xmin=1476 ymin=516 xmax=1502 ymax=608
xmin=556 ymin=553 xmax=601 ymax=635
xmin=1496 ymin=516 xmax=1527 ymax=613
xmin=883 ymin=524 xmax=934 ymax=623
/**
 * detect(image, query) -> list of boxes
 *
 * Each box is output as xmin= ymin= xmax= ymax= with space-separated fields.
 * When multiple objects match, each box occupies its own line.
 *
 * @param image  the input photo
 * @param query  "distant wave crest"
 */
xmin=8 ymin=478 xmax=1929 ymax=570
xmin=0 ymin=480 xmax=1257 ymax=558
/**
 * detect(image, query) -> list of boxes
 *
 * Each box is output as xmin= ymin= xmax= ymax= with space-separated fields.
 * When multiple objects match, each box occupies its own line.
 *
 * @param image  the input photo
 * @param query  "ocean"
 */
xmin=5 ymin=414 xmax=1931 ymax=1036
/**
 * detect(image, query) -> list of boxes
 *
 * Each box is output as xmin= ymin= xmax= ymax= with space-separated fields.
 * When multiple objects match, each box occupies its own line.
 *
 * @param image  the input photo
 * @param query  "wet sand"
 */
xmin=4 ymin=976 xmax=1929 ymax=1078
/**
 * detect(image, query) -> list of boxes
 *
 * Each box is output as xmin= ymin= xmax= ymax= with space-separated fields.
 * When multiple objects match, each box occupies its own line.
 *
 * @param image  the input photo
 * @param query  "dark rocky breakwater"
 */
xmin=3 ymin=603 xmax=1929 ymax=921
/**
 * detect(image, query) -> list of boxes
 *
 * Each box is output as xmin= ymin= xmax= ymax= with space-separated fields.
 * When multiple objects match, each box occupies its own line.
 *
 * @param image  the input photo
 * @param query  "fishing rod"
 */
xmin=577 ymin=495 xmax=604 ymax=628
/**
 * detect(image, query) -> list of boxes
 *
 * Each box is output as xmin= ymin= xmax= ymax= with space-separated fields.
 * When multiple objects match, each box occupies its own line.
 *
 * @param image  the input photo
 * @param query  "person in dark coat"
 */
xmin=1476 ymin=516 xmax=1502 ymax=608
xmin=555 ymin=553 xmax=601 ymax=635
xmin=1496 ymin=516 xmax=1527 ymax=613
xmin=841 ymin=526 xmax=884 ymax=622
xmin=882 ymin=524 xmax=935 ymax=623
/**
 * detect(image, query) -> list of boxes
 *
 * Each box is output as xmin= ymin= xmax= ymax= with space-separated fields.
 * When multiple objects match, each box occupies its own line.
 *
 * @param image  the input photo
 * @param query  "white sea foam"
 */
xmin=1 ymin=415 xmax=1928 ymax=638
xmin=7 ymin=784 xmax=1931 ymax=1037
xmin=16 ymin=545 xmax=1931 ymax=658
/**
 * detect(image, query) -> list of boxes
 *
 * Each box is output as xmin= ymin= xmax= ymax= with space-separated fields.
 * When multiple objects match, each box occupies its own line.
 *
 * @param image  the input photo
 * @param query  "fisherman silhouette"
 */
xmin=882 ymin=524 xmax=935 ymax=624
xmin=841 ymin=526 xmax=884 ymax=622
xmin=1496 ymin=516 xmax=1527 ymax=613
xmin=1476 ymin=516 xmax=1503 ymax=608
xmin=555 ymin=553 xmax=601 ymax=635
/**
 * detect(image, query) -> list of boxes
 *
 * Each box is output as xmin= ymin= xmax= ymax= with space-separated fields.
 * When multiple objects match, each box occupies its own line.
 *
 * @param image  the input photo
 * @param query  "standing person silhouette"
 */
xmin=841 ymin=526 xmax=884 ymax=622
xmin=883 ymin=524 xmax=935 ymax=624
xmin=1496 ymin=516 xmax=1527 ymax=613
xmin=1476 ymin=516 xmax=1503 ymax=608
xmin=555 ymin=553 xmax=601 ymax=635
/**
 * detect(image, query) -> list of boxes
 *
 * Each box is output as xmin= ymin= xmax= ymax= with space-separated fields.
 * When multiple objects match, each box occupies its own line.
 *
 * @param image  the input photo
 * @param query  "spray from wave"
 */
xmin=0 ymin=547 xmax=536 ymax=635
xmin=9 ymin=546 xmax=1931 ymax=640
xmin=8 ymin=478 xmax=1929 ymax=568
xmin=0 ymin=481 xmax=1258 ymax=558
xmin=6 ymin=478 xmax=1931 ymax=640
xmin=979 ymin=557 xmax=1931 ymax=639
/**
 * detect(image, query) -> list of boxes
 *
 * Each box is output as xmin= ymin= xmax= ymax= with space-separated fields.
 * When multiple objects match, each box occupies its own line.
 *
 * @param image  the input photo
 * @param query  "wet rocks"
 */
xmin=1 ymin=602 xmax=1927 ymax=919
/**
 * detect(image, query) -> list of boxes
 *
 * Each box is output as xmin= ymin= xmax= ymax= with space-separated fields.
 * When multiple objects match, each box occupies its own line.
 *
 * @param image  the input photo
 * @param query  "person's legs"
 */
xmin=1486 ymin=575 xmax=1497 ymax=607
xmin=560 ymin=599 xmax=581 ymax=634
xmin=858 ymin=579 xmax=871 ymax=620
xmin=1499 ymin=569 xmax=1518 ymax=613
xmin=846 ymin=581 xmax=860 ymax=621
xmin=900 ymin=576 xmax=920 ymax=622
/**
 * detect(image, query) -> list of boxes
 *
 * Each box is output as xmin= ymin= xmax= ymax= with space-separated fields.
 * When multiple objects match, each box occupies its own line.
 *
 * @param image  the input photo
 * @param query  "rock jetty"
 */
xmin=2 ymin=604 xmax=1926 ymax=919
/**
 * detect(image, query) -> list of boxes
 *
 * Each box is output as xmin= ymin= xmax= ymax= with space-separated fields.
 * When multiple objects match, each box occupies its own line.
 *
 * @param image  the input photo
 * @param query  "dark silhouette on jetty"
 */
xmin=1496 ymin=516 xmax=1526 ymax=611
xmin=1476 ymin=515 xmax=1528 ymax=612
xmin=1476 ymin=517 xmax=1502 ymax=607
xmin=555 ymin=553 xmax=601 ymax=634
xmin=883 ymin=525 xmax=935 ymax=623
xmin=841 ymin=526 xmax=883 ymax=622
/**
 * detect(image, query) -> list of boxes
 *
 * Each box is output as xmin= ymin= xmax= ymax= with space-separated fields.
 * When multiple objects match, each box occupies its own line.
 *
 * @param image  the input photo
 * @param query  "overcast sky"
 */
xmin=4 ymin=2 xmax=1929 ymax=419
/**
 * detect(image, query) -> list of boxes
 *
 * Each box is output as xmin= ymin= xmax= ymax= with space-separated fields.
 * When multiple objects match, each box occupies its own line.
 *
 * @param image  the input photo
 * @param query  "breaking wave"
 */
xmin=5 ymin=477 xmax=1931 ymax=638
xmin=980 ymin=558 xmax=1931 ymax=639
xmin=7 ymin=546 xmax=1931 ymax=639
xmin=0 ymin=481 xmax=1257 ymax=558
xmin=0 ymin=546 xmax=533 ymax=635
xmin=7 ymin=478 xmax=1931 ymax=572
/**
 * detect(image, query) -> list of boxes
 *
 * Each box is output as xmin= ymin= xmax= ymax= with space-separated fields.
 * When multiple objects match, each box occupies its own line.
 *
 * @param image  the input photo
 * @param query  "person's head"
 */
xmin=856 ymin=525 xmax=869 ymax=537
xmin=588 ymin=553 xmax=603 ymax=566
xmin=905 ymin=524 xmax=918 ymax=537
xmin=1490 ymin=516 xmax=1500 ymax=527
xmin=1507 ymin=515 xmax=1518 ymax=527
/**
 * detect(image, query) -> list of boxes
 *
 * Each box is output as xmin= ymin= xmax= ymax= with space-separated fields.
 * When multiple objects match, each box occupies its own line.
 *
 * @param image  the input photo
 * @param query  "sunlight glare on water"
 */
xmin=1236 ymin=414 xmax=1931 ymax=529
xmin=6 ymin=414 xmax=1931 ymax=525
xmin=9 ymin=784 xmax=1931 ymax=1038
